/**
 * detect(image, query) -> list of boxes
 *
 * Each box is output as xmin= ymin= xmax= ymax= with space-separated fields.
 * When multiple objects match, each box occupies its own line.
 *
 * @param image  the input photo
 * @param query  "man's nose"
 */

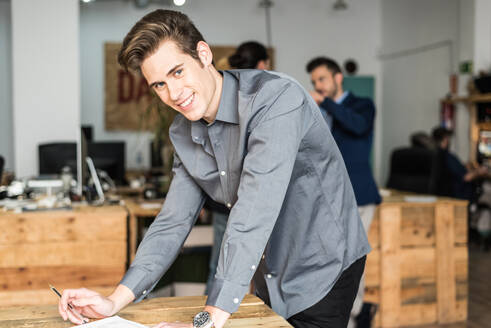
xmin=167 ymin=81 xmax=182 ymax=101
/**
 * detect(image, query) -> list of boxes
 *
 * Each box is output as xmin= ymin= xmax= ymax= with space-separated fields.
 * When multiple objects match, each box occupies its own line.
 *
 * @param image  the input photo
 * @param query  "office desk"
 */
xmin=0 ymin=205 xmax=127 ymax=307
xmin=0 ymin=294 xmax=292 ymax=327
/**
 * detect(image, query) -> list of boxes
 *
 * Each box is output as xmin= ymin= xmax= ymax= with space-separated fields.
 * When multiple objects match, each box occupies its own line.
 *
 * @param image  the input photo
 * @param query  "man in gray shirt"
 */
xmin=58 ymin=10 xmax=369 ymax=328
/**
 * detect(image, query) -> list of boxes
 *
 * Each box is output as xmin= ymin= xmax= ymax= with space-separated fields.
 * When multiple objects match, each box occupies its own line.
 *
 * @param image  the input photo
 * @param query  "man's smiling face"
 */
xmin=141 ymin=40 xmax=221 ymax=123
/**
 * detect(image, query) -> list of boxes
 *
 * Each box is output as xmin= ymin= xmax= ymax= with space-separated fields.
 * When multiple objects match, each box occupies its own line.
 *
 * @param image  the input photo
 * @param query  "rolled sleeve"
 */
xmin=206 ymin=81 xmax=308 ymax=312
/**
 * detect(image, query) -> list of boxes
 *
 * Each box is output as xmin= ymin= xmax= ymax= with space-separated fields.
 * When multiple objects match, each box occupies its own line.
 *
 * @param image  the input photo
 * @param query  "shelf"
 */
xmin=478 ymin=122 xmax=491 ymax=131
xmin=441 ymin=93 xmax=491 ymax=104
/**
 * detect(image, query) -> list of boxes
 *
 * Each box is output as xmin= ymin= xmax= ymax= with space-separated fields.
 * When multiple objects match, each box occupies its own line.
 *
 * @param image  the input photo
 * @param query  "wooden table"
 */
xmin=0 ymin=205 xmax=127 ymax=307
xmin=0 ymin=294 xmax=292 ymax=327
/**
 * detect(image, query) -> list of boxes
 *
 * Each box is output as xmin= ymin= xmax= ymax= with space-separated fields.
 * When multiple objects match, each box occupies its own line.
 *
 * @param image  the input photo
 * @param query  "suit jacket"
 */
xmin=320 ymin=92 xmax=381 ymax=206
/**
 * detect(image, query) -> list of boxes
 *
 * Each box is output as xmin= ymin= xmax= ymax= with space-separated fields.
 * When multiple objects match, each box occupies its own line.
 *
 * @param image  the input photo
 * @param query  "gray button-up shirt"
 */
xmin=120 ymin=70 xmax=370 ymax=319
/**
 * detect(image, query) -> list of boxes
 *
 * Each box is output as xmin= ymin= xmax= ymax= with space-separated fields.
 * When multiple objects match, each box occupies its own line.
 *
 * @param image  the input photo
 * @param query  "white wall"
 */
xmin=474 ymin=0 xmax=491 ymax=72
xmin=79 ymin=0 xmax=382 ymax=170
xmin=12 ymin=0 xmax=80 ymax=177
xmin=379 ymin=0 xmax=460 ymax=185
xmin=0 ymin=0 xmax=13 ymax=171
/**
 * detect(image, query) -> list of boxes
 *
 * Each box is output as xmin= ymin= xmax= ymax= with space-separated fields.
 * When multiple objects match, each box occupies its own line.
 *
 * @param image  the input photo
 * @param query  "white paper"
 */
xmin=73 ymin=316 xmax=148 ymax=328
xmin=403 ymin=195 xmax=437 ymax=203
xmin=140 ymin=202 xmax=162 ymax=210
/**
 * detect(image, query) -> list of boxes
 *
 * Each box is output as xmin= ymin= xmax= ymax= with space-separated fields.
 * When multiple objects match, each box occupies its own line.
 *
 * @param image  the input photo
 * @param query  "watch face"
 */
xmin=193 ymin=311 xmax=211 ymax=327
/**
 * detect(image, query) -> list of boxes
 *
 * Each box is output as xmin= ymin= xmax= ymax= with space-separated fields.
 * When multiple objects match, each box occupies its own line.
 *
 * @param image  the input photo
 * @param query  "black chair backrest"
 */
xmin=386 ymin=147 xmax=441 ymax=194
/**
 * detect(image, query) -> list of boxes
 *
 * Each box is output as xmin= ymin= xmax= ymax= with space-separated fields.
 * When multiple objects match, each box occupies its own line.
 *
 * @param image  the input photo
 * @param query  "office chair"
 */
xmin=386 ymin=147 xmax=442 ymax=194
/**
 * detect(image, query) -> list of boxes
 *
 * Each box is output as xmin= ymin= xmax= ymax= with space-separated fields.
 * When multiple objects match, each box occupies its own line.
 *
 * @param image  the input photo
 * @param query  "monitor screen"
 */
xmin=87 ymin=141 xmax=126 ymax=185
xmin=38 ymin=142 xmax=77 ymax=176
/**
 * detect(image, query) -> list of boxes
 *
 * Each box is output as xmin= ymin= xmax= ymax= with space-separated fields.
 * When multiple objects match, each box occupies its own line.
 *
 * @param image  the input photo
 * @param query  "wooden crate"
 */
xmin=0 ymin=206 xmax=128 ymax=306
xmin=364 ymin=196 xmax=468 ymax=327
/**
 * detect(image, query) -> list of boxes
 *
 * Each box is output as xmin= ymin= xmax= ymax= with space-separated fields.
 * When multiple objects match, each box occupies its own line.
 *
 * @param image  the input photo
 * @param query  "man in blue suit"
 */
xmin=306 ymin=57 xmax=381 ymax=328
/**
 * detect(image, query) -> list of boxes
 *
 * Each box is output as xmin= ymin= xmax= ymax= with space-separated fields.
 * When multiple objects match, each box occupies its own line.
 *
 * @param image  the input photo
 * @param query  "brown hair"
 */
xmin=118 ymin=9 xmax=205 ymax=72
xmin=306 ymin=57 xmax=341 ymax=75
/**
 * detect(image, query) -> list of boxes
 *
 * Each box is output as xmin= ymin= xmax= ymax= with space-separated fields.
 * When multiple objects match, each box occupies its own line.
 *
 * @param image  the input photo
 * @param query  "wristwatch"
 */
xmin=193 ymin=311 xmax=214 ymax=328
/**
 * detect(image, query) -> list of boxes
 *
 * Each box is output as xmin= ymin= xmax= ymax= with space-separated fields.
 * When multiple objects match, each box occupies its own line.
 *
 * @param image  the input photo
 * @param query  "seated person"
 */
xmin=432 ymin=126 xmax=489 ymax=200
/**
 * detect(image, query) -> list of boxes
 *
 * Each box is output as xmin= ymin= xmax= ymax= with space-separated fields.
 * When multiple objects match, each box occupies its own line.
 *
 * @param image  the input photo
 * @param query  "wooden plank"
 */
xmin=367 ymin=247 xmax=467 ymax=288
xmin=454 ymin=205 xmax=468 ymax=244
xmin=364 ymin=286 xmax=379 ymax=304
xmin=397 ymin=300 xmax=468 ymax=327
xmin=400 ymin=206 xmax=435 ymax=247
xmin=0 ymin=265 xmax=125 ymax=291
xmin=368 ymin=208 xmax=380 ymax=248
xmin=399 ymin=303 xmax=437 ymax=326
xmin=365 ymin=249 xmax=380 ymax=287
xmin=435 ymin=203 xmax=457 ymax=323
xmin=365 ymin=281 xmax=466 ymax=307
xmin=379 ymin=205 xmax=401 ymax=327
xmin=128 ymin=211 xmax=138 ymax=262
xmin=0 ymin=241 xmax=126 ymax=267
xmin=0 ymin=209 xmax=127 ymax=244
xmin=0 ymin=287 xmax=116 ymax=307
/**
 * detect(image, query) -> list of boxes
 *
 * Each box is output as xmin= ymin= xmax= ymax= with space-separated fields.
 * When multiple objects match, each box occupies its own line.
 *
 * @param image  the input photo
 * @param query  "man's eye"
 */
xmin=155 ymin=82 xmax=166 ymax=89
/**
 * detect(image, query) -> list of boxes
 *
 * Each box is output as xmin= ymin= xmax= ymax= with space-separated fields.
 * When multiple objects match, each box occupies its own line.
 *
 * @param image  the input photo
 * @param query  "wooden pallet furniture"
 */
xmin=365 ymin=194 xmax=468 ymax=327
xmin=0 ymin=205 xmax=127 ymax=307
xmin=0 ymin=294 xmax=291 ymax=327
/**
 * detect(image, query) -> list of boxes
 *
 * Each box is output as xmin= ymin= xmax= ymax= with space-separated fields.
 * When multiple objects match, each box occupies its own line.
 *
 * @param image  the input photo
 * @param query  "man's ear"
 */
xmin=334 ymin=72 xmax=344 ymax=86
xmin=197 ymin=41 xmax=213 ymax=67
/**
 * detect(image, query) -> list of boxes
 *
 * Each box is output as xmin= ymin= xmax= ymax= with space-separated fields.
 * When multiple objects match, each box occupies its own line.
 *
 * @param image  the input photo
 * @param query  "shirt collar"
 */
xmin=335 ymin=91 xmax=349 ymax=104
xmin=214 ymin=71 xmax=239 ymax=124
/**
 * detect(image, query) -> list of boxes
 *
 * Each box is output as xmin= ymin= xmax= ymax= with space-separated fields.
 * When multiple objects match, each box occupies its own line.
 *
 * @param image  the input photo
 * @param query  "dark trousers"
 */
xmin=287 ymin=256 xmax=366 ymax=328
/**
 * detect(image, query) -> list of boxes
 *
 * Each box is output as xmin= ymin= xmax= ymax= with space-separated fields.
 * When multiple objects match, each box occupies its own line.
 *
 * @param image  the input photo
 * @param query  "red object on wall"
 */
xmin=441 ymin=100 xmax=455 ymax=129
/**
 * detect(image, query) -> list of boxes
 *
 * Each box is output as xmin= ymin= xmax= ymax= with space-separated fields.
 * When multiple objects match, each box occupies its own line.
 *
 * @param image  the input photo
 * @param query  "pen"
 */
xmin=49 ymin=284 xmax=89 ymax=324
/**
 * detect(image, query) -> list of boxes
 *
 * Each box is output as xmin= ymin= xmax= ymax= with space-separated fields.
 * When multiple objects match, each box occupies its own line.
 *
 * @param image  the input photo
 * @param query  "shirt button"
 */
xmin=142 ymin=290 xmax=147 ymax=295
xmin=226 ymin=203 xmax=232 ymax=208
xmin=251 ymin=265 xmax=256 ymax=270
xmin=220 ymin=171 xmax=226 ymax=176
xmin=267 ymin=274 xmax=272 ymax=279
xmin=262 ymin=255 xmax=266 ymax=260
xmin=233 ymin=298 xmax=239 ymax=304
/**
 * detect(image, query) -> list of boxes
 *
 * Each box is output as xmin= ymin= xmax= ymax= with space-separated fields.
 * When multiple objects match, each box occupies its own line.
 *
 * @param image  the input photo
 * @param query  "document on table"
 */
xmin=73 ymin=316 xmax=148 ymax=328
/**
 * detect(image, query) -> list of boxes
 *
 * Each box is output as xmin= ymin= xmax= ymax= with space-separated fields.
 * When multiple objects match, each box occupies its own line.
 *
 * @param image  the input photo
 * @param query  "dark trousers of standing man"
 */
xmin=256 ymin=256 xmax=366 ymax=328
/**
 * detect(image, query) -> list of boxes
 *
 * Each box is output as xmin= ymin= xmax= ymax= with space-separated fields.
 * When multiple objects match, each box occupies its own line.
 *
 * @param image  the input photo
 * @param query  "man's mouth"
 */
xmin=178 ymin=93 xmax=195 ymax=109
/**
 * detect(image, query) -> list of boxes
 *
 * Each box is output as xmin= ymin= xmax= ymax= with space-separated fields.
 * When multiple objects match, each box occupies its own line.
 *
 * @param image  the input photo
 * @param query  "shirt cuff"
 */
xmin=205 ymin=278 xmax=250 ymax=314
xmin=120 ymin=266 xmax=159 ymax=302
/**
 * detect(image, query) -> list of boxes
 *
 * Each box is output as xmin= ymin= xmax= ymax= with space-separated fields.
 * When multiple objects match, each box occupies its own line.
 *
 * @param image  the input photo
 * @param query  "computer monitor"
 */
xmin=87 ymin=141 xmax=126 ymax=185
xmin=38 ymin=142 xmax=77 ymax=176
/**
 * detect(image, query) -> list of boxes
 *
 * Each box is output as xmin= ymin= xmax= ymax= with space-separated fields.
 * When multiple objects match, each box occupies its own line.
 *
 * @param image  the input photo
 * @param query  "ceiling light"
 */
xmin=82 ymin=0 xmax=93 ymax=3
xmin=173 ymin=0 xmax=185 ymax=5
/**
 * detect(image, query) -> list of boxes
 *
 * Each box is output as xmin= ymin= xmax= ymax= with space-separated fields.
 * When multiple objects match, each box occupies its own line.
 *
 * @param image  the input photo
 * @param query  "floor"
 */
xmin=406 ymin=245 xmax=491 ymax=328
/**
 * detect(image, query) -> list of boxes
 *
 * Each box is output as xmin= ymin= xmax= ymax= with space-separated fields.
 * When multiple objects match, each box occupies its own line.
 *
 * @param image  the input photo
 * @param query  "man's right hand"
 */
xmin=58 ymin=285 xmax=135 ymax=324
xmin=309 ymin=90 xmax=325 ymax=105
